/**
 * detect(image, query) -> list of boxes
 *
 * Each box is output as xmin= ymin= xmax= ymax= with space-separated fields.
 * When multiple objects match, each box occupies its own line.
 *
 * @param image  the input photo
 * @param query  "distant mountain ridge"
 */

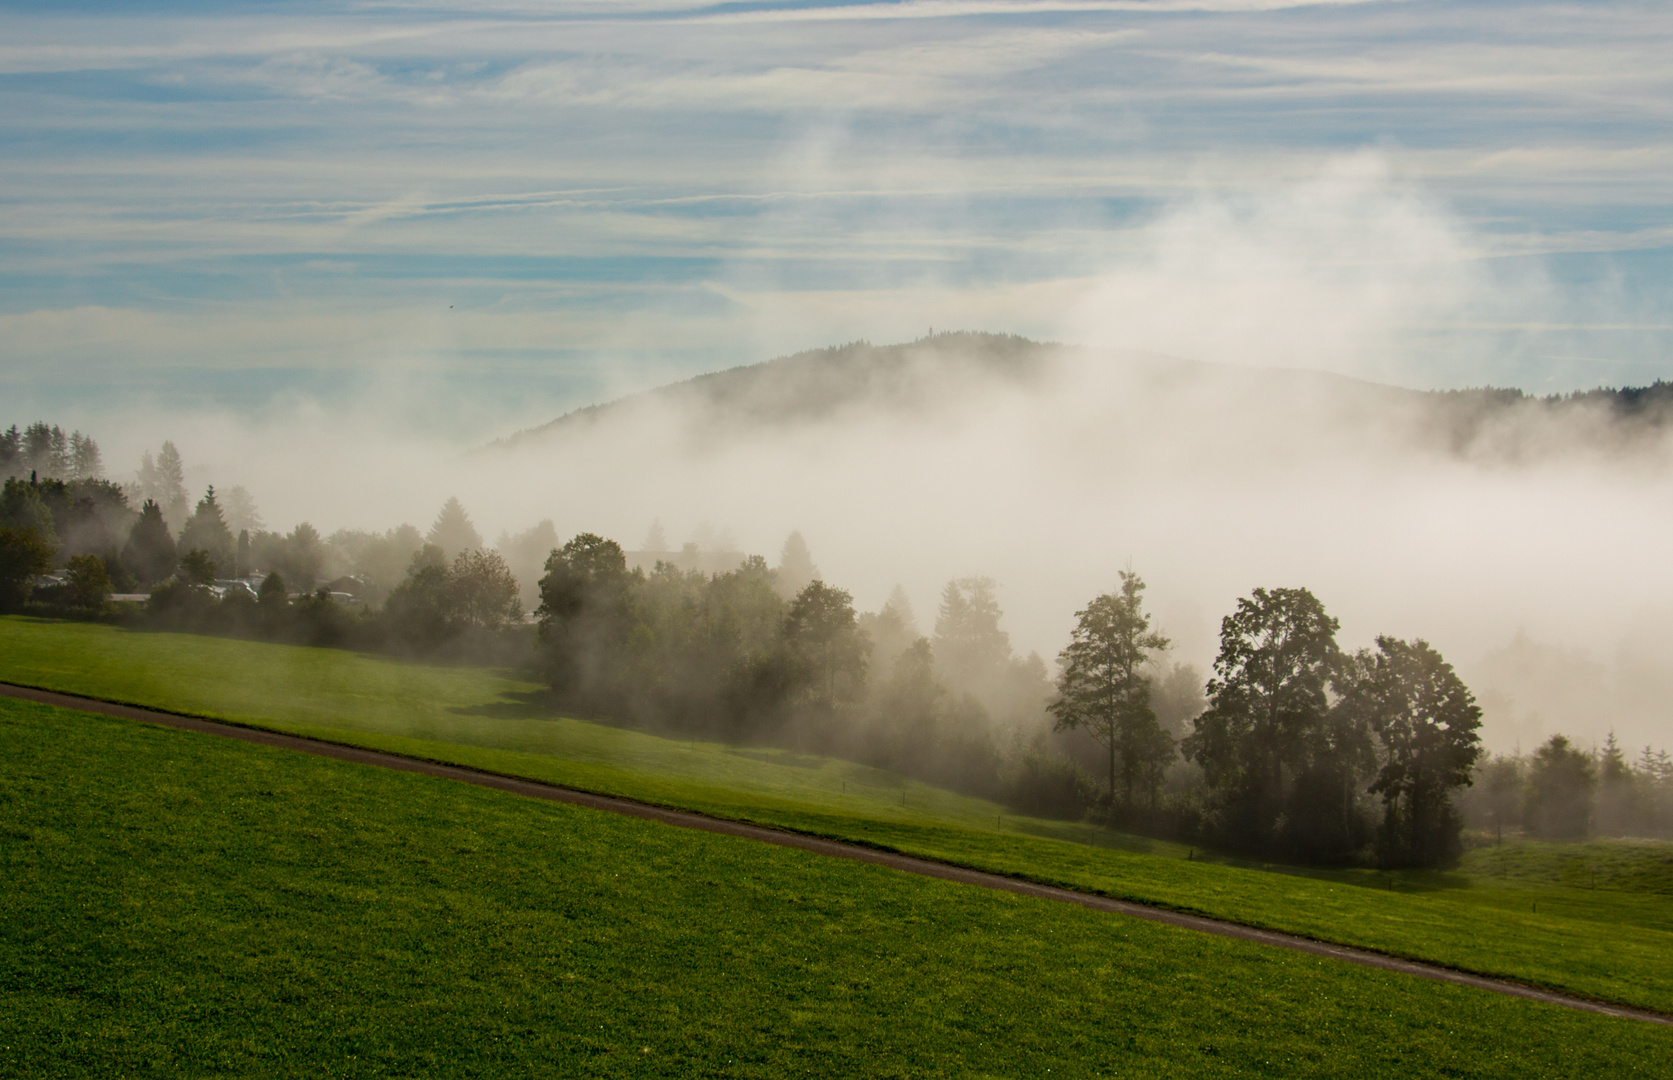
xmin=489 ymin=332 xmax=1673 ymax=460
xmin=490 ymin=332 xmax=1064 ymax=450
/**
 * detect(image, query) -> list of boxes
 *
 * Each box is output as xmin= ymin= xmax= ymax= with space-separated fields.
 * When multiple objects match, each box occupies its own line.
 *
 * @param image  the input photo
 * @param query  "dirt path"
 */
xmin=5 ymin=679 xmax=1669 ymax=1028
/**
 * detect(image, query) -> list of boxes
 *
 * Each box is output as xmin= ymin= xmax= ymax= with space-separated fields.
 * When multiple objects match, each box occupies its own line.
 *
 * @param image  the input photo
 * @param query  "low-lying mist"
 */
xmin=53 ymin=330 xmax=1673 ymax=757
xmin=34 ymin=164 xmax=1672 ymax=756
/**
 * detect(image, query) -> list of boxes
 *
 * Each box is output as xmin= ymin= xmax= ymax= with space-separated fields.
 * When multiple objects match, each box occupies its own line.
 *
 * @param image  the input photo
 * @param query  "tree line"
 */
xmin=1461 ymin=733 xmax=1673 ymax=843
xmin=5 ymin=423 xmax=1665 ymax=867
xmin=1052 ymin=579 xmax=1485 ymax=867
xmin=1 ymin=423 xmax=105 ymax=484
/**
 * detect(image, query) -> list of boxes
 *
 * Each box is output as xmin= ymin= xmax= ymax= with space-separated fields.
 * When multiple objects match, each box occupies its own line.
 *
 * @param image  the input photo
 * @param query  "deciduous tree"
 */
xmin=1344 ymin=636 xmax=1482 ymax=867
xmin=0 ymin=478 xmax=58 ymax=547
xmin=0 ymin=525 xmax=54 ymax=611
xmin=63 ymin=553 xmax=111 ymax=609
xmin=1184 ymin=586 xmax=1342 ymax=855
xmin=537 ymin=533 xmax=638 ymax=701
xmin=179 ymin=548 xmax=217 ymax=585
xmin=448 ymin=548 xmax=523 ymax=632
xmin=784 ymin=580 xmax=867 ymax=707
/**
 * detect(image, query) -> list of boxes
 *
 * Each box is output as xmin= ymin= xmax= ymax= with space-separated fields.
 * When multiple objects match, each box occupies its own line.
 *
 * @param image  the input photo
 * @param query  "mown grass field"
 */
xmin=3 ymin=695 xmax=1670 ymax=1078
xmin=3 ymin=615 xmax=1670 ymax=1017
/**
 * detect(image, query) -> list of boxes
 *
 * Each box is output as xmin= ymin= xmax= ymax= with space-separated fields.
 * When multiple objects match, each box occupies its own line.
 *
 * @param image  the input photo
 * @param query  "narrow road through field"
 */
xmin=6 ymin=679 xmax=1669 ymax=1028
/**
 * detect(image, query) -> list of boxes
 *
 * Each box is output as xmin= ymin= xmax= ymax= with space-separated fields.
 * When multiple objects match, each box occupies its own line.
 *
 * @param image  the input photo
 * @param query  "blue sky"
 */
xmin=3 ymin=0 xmax=1670 ymax=428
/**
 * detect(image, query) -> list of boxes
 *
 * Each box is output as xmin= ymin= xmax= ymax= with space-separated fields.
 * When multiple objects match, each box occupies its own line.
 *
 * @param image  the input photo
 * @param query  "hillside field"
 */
xmin=5 ymin=695 xmax=1672 ymax=1077
xmin=3 ymin=616 xmax=1671 ymax=1016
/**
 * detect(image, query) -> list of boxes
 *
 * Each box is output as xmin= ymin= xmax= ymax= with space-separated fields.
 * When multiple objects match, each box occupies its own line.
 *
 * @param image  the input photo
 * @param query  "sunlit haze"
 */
xmin=4 ymin=0 xmax=1671 ymax=752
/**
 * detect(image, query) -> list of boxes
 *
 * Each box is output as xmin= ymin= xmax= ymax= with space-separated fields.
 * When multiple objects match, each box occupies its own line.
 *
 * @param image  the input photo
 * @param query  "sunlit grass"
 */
xmin=5 ymin=694 xmax=1670 ymax=1078
xmin=4 ymin=615 xmax=1671 ymax=1014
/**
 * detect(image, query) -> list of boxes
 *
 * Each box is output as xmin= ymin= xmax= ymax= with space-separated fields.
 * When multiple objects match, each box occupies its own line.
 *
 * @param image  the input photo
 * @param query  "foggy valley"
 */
xmin=5 ymin=0 xmax=1673 ymax=1073
xmin=15 ymin=331 xmax=1669 ymax=754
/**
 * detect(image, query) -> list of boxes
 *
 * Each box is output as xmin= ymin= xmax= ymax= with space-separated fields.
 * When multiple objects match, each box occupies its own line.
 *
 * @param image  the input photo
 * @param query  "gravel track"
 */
xmin=5 ymin=679 xmax=1668 ymax=1028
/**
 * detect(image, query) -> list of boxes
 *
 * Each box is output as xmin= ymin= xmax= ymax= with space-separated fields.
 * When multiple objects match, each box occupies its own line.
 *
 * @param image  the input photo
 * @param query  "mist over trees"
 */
xmin=7 ymin=413 xmax=1670 ymax=864
xmin=17 ymin=482 xmax=1670 ymax=861
xmin=427 ymin=496 xmax=483 ymax=560
xmin=530 ymin=533 xmax=1041 ymax=804
xmin=384 ymin=546 xmax=523 ymax=650
xmin=497 ymin=519 xmax=560 ymax=611
xmin=1 ymin=456 xmax=139 ymax=605
xmin=774 ymin=530 xmax=819 ymax=599
xmin=135 ymin=441 xmax=188 ymax=530
xmin=1 ymin=423 xmax=105 ymax=483
xmin=1457 ymin=733 xmax=1673 ymax=843
xmin=179 ymin=487 xmax=235 ymax=578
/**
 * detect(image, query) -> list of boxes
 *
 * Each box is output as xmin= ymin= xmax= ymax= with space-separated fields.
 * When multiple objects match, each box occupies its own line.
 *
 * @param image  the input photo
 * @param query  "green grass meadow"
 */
xmin=3 ymin=695 xmax=1670 ymax=1078
xmin=2 ymin=616 xmax=1670 ymax=1018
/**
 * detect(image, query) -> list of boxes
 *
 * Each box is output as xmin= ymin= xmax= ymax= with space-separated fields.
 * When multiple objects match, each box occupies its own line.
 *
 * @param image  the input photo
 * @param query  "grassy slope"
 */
xmin=3 ymin=695 xmax=1670 ymax=1079
xmin=3 ymin=616 xmax=1670 ymax=1016
xmin=1462 ymin=839 xmax=1673 ymax=895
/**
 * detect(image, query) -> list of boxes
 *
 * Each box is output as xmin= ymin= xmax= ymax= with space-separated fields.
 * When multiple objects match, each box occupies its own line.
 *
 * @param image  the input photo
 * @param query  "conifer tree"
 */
xmin=69 ymin=432 xmax=103 ymax=480
xmin=933 ymin=576 xmax=1012 ymax=693
xmin=426 ymin=496 xmax=482 ymax=558
xmin=223 ymin=485 xmax=263 ymax=534
xmin=48 ymin=426 xmax=68 ymax=478
xmin=774 ymin=531 xmax=820 ymax=599
xmin=1525 ymin=735 xmax=1596 ymax=839
xmin=154 ymin=442 xmax=188 ymax=529
xmin=121 ymin=499 xmax=177 ymax=585
xmin=23 ymin=423 xmax=57 ymax=478
xmin=180 ymin=486 xmax=235 ymax=575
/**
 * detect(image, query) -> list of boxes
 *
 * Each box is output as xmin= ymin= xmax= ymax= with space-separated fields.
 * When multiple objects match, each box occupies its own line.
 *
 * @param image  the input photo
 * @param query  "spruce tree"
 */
xmin=775 ymin=531 xmax=820 ymax=599
xmin=154 ymin=442 xmax=188 ymax=529
xmin=426 ymin=497 xmax=482 ymax=558
xmin=69 ymin=432 xmax=103 ymax=480
xmin=23 ymin=423 xmax=56 ymax=478
xmin=179 ymin=487 xmax=235 ymax=575
xmin=933 ymin=576 xmax=1012 ymax=693
xmin=121 ymin=499 xmax=178 ymax=585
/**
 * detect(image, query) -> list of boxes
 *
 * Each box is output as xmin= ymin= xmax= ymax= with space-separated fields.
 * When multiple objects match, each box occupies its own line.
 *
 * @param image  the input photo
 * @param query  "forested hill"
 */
xmin=490 ymin=332 xmax=1070 ymax=450
xmin=488 ymin=332 xmax=1673 ymax=460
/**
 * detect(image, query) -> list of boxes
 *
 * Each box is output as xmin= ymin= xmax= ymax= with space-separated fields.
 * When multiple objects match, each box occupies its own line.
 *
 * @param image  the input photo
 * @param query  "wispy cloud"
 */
xmin=0 ymin=0 xmax=1669 ymax=407
xmin=690 ymin=0 xmax=1396 ymax=24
